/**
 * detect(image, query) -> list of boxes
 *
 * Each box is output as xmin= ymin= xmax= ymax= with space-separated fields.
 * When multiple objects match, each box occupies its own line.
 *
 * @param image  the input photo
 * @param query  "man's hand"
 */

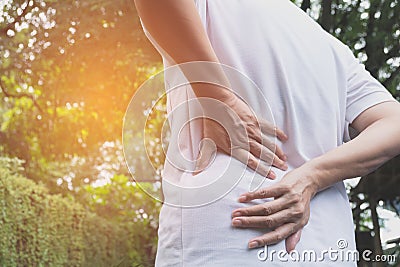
xmin=193 ymin=90 xmax=288 ymax=179
xmin=231 ymin=164 xmax=319 ymax=252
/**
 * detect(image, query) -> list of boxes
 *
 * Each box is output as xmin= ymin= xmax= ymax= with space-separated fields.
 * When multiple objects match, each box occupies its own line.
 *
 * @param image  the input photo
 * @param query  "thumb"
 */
xmin=285 ymin=230 xmax=302 ymax=253
xmin=193 ymin=138 xmax=217 ymax=176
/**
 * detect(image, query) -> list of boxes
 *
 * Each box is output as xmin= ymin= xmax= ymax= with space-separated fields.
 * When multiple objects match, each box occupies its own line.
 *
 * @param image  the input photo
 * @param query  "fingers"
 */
xmin=248 ymin=222 xmax=299 ymax=249
xmin=266 ymin=138 xmax=287 ymax=163
xmin=200 ymin=110 xmax=289 ymax=177
xmin=231 ymin=209 xmax=293 ymax=229
xmin=259 ymin=119 xmax=288 ymax=142
xmin=246 ymin=152 xmax=276 ymax=179
xmin=275 ymin=127 xmax=288 ymax=142
xmin=285 ymin=230 xmax=302 ymax=253
xmin=233 ymin=149 xmax=276 ymax=179
xmin=231 ymin=197 xmax=289 ymax=217
xmin=193 ymin=138 xmax=217 ymax=175
xmin=249 ymin=139 xmax=288 ymax=171
xmin=272 ymin=155 xmax=288 ymax=171
xmin=257 ymin=120 xmax=288 ymax=168
xmin=238 ymin=184 xmax=287 ymax=201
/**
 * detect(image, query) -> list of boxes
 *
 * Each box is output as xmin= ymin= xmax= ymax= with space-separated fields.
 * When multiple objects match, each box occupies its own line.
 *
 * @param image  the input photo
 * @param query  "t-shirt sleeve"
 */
xmin=343 ymin=46 xmax=396 ymax=124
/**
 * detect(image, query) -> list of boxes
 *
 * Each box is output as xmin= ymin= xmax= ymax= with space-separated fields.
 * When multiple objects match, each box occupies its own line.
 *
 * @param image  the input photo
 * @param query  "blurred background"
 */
xmin=0 ymin=0 xmax=399 ymax=266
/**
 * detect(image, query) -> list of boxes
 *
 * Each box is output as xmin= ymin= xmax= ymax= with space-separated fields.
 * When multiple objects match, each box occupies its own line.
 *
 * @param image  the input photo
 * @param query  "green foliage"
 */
xmin=293 ymin=0 xmax=400 ymax=95
xmin=0 ymin=156 xmax=156 ymax=266
xmin=0 ymin=0 xmax=162 ymax=191
xmin=330 ymin=0 xmax=400 ymax=94
xmin=81 ymin=174 xmax=161 ymax=265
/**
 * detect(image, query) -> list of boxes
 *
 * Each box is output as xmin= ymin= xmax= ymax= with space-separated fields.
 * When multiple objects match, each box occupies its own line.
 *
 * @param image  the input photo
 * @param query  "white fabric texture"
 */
xmin=140 ymin=0 xmax=396 ymax=266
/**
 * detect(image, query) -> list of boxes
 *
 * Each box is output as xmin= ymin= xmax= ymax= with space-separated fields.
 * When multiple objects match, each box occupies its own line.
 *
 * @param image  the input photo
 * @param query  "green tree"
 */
xmin=0 ymin=0 xmax=161 ymax=193
xmin=1 ymin=1 xmax=163 ymax=264
xmin=295 ymin=0 xmax=399 ymax=95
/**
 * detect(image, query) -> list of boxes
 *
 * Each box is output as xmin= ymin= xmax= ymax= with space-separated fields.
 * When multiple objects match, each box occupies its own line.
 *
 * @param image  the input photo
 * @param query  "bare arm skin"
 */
xmin=135 ymin=0 xmax=218 ymax=63
xmin=310 ymin=101 xmax=400 ymax=189
xmin=233 ymin=100 xmax=400 ymax=251
xmin=134 ymin=0 xmax=288 ymax=176
xmin=134 ymin=0 xmax=227 ymax=101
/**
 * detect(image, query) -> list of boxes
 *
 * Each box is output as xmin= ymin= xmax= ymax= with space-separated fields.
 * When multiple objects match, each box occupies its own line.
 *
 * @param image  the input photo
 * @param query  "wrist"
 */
xmin=299 ymin=159 xmax=325 ymax=195
xmin=303 ymin=156 xmax=342 ymax=193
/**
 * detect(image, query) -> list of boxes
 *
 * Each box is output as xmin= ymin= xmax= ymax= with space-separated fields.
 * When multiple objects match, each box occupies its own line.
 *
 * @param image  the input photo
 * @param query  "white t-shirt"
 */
xmin=140 ymin=0 xmax=396 ymax=266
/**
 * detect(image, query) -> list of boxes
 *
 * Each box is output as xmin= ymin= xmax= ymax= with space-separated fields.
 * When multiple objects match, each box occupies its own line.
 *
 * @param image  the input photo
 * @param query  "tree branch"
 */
xmin=0 ymin=1 xmax=34 ymax=36
xmin=0 ymin=79 xmax=43 ymax=113
xmin=334 ymin=0 xmax=360 ymax=33
xmin=389 ymin=200 xmax=400 ymax=217
xmin=320 ymin=0 xmax=333 ymax=32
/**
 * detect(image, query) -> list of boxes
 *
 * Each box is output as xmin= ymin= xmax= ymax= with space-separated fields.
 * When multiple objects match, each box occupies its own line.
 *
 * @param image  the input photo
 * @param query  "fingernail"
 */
xmin=232 ymin=219 xmax=242 ymax=226
xmin=268 ymin=171 xmax=276 ymax=179
xmin=238 ymin=195 xmax=247 ymax=202
xmin=249 ymin=241 xmax=259 ymax=249
xmin=283 ymin=163 xmax=288 ymax=170
xmin=232 ymin=211 xmax=241 ymax=217
xmin=283 ymin=155 xmax=288 ymax=161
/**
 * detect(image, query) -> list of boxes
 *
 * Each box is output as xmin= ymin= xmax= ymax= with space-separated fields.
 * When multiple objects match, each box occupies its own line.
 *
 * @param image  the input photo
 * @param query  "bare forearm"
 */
xmin=134 ymin=0 xmax=218 ymax=63
xmin=135 ymin=0 xmax=236 ymax=101
xmin=306 ymin=105 xmax=400 ymax=191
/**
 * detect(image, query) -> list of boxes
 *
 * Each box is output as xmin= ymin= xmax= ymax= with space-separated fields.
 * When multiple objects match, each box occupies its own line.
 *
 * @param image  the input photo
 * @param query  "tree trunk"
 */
xmin=320 ymin=0 xmax=332 ymax=32
xmin=301 ymin=0 xmax=311 ymax=12
xmin=369 ymin=198 xmax=384 ymax=267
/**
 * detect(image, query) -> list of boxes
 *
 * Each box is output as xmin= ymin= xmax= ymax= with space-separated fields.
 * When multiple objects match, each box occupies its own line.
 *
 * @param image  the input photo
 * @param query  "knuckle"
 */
xmin=271 ymin=143 xmax=278 ymax=153
xmin=274 ymin=150 xmax=282 ymax=160
xmin=241 ymin=209 xmax=249 ymax=216
xmin=249 ymin=129 xmax=261 ymax=141
xmin=246 ymin=193 xmax=254 ymax=200
xmin=249 ymin=141 xmax=261 ymax=154
xmin=273 ymin=233 xmax=283 ymax=243
xmin=279 ymin=185 xmax=290 ymax=194
xmin=259 ymin=189 xmax=267 ymax=198
xmin=247 ymin=126 xmax=256 ymax=137
xmin=297 ymin=202 xmax=305 ymax=212
xmin=240 ymin=218 xmax=248 ymax=225
xmin=276 ymin=159 xmax=286 ymax=169
xmin=257 ymin=239 xmax=266 ymax=246
xmin=264 ymin=218 xmax=274 ymax=227
xmin=291 ymin=206 xmax=304 ymax=218
xmin=301 ymin=218 xmax=309 ymax=227
xmin=263 ymin=205 xmax=273 ymax=215
xmin=247 ymin=157 xmax=257 ymax=167
xmin=249 ymin=140 xmax=256 ymax=149
xmin=289 ymin=191 xmax=302 ymax=202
